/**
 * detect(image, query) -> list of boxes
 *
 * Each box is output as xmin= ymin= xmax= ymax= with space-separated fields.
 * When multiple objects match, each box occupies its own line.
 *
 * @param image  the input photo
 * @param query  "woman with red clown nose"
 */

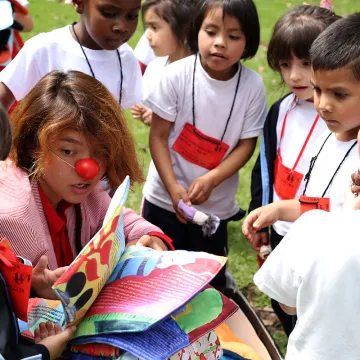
xmin=0 ymin=70 xmax=173 ymax=270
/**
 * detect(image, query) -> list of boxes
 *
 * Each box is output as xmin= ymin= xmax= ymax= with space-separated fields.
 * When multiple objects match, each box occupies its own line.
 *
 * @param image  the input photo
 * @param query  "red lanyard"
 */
xmin=278 ymin=110 xmax=320 ymax=172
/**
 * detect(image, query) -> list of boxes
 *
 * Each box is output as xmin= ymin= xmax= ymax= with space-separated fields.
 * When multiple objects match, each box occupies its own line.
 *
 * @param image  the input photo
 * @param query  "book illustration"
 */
xmin=53 ymin=177 xmax=130 ymax=326
xmin=18 ymin=176 xmax=238 ymax=359
xmin=70 ymin=247 xmax=227 ymax=337
xmin=70 ymin=330 xmax=222 ymax=360
xmin=18 ymin=298 xmax=66 ymax=340
xmin=69 ymin=287 xmax=237 ymax=360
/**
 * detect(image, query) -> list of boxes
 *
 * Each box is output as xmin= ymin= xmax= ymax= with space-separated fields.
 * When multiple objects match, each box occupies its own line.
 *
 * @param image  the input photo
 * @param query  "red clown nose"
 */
xmin=75 ymin=158 xmax=100 ymax=180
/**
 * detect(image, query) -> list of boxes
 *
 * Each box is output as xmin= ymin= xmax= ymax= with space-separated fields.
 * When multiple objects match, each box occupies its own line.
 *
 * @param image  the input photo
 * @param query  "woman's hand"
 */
xmin=126 ymin=235 xmax=168 ymax=251
xmin=32 ymin=256 xmax=67 ymax=299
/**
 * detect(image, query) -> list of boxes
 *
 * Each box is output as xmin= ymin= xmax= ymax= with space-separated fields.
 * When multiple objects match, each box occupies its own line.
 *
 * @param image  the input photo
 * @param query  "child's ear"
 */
xmin=73 ymin=0 xmax=84 ymax=14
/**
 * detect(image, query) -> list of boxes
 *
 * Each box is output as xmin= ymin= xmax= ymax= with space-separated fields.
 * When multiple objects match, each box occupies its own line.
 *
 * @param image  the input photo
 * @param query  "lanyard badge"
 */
xmin=274 ymin=109 xmax=320 ymax=200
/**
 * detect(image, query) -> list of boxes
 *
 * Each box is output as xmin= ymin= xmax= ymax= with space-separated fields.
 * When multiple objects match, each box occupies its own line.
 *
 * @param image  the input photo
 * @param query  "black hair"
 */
xmin=187 ymin=0 xmax=260 ymax=59
xmin=267 ymin=5 xmax=340 ymax=72
xmin=310 ymin=13 xmax=360 ymax=80
xmin=0 ymin=105 xmax=11 ymax=161
xmin=142 ymin=0 xmax=197 ymax=44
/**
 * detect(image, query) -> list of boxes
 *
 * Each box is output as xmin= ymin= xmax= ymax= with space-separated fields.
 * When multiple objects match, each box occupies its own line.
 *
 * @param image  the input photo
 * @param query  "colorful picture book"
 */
xmin=20 ymin=177 xmax=238 ymax=359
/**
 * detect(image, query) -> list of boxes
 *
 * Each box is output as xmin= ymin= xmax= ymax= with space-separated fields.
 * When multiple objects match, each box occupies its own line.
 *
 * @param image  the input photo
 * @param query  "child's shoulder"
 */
xmin=23 ymin=25 xmax=72 ymax=50
xmin=269 ymin=93 xmax=294 ymax=113
xmin=145 ymin=56 xmax=169 ymax=73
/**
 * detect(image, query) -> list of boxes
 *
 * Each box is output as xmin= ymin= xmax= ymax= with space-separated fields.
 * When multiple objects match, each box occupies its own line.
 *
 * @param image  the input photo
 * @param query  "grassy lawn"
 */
xmin=22 ymin=0 xmax=358 ymax=355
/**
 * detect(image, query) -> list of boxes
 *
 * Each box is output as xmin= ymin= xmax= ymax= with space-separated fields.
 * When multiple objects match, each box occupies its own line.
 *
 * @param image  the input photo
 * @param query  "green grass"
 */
xmin=22 ymin=0 xmax=358 ymax=355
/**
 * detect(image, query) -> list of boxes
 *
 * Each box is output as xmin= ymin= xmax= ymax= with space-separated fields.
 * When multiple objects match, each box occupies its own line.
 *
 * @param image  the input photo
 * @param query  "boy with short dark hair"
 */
xmin=252 ymin=13 xmax=360 ymax=359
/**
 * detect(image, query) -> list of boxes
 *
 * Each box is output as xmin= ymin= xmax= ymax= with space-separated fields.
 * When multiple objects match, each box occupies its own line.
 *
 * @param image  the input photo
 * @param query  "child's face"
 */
xmin=145 ymin=9 xmax=179 ymax=57
xmin=39 ymin=129 xmax=107 ymax=207
xmin=80 ymin=0 xmax=141 ymax=50
xmin=311 ymin=67 xmax=360 ymax=139
xmin=198 ymin=7 xmax=246 ymax=80
xmin=280 ymin=54 xmax=313 ymax=101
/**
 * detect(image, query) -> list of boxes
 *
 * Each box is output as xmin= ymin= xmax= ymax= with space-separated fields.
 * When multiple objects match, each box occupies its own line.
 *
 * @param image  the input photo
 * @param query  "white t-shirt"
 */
xmin=272 ymin=94 xmax=328 ymax=236
xmin=18 ymin=0 xmax=29 ymax=7
xmin=142 ymin=56 xmax=168 ymax=101
xmin=304 ymin=132 xmax=358 ymax=212
xmin=255 ymin=209 xmax=360 ymax=360
xmin=143 ymin=54 xmax=267 ymax=219
xmin=0 ymin=25 xmax=142 ymax=109
xmin=134 ymin=32 xmax=156 ymax=66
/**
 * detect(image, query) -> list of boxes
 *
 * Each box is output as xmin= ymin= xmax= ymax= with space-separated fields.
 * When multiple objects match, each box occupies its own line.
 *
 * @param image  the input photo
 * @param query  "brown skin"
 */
xmin=150 ymin=113 xmax=257 ymax=223
xmin=72 ymin=0 xmax=141 ymax=50
xmin=280 ymin=303 xmax=297 ymax=316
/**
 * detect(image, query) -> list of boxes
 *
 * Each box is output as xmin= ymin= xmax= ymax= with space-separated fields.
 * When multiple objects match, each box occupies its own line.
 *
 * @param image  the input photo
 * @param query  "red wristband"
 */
xmin=147 ymin=231 xmax=175 ymax=251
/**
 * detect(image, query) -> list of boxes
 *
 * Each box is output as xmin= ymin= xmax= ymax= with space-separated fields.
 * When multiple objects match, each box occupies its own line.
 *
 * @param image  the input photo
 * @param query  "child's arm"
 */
xmin=0 ymin=83 xmax=16 ymax=111
xmin=14 ymin=12 xmax=33 ymax=32
xmin=188 ymin=137 xmax=257 ymax=205
xmin=279 ymin=303 xmax=297 ymax=315
xmin=150 ymin=113 xmax=191 ymax=223
xmin=242 ymin=200 xmax=300 ymax=250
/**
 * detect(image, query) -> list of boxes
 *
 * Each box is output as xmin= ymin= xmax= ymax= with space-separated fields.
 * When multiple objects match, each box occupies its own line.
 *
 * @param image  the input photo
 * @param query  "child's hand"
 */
xmin=242 ymin=204 xmax=280 ymax=244
xmin=32 ymin=256 xmax=67 ymax=300
xmin=130 ymin=104 xmax=152 ymax=125
xmin=188 ymin=174 xmax=216 ymax=205
xmin=249 ymin=231 xmax=269 ymax=251
xmin=35 ymin=321 xmax=76 ymax=360
xmin=130 ymin=104 xmax=146 ymax=119
xmin=169 ymin=183 xmax=191 ymax=223
xmin=126 ymin=235 xmax=168 ymax=251
xmin=142 ymin=108 xmax=153 ymax=126
xmin=343 ymin=186 xmax=360 ymax=210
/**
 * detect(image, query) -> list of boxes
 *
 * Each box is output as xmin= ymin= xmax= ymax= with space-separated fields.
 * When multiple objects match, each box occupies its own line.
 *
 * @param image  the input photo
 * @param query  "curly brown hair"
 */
xmin=10 ymin=70 xmax=144 ymax=190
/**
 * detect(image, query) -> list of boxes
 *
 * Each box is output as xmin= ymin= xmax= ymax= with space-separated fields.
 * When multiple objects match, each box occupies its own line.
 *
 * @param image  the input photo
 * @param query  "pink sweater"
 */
xmin=0 ymin=161 xmax=163 ymax=269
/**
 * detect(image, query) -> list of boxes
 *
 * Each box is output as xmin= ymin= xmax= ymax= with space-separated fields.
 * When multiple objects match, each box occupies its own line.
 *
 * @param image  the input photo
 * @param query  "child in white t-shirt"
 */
xmin=130 ymin=0 xmax=197 ymax=125
xmin=142 ymin=0 xmax=267 ymax=289
xmin=248 ymin=5 xmax=339 ymax=336
xmin=249 ymin=14 xmax=360 ymax=358
xmin=0 ymin=0 xmax=142 ymax=110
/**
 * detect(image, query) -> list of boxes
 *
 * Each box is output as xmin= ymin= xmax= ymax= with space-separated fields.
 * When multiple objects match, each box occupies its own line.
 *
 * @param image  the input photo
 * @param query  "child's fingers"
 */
xmin=34 ymin=328 xmax=41 ymax=344
xmin=46 ymin=321 xmax=56 ymax=336
xmin=54 ymin=323 xmax=62 ymax=335
xmin=58 ymin=325 xmax=77 ymax=344
xmin=39 ymin=322 xmax=48 ymax=340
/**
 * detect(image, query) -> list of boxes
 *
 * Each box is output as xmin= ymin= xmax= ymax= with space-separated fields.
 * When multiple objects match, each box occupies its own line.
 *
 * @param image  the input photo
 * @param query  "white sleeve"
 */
xmin=0 ymin=35 xmax=43 ymax=101
xmin=17 ymin=0 xmax=29 ymax=7
xmin=121 ymin=47 xmax=143 ymax=109
xmin=134 ymin=32 xmax=156 ymax=66
xmin=143 ymin=65 xmax=178 ymax=122
xmin=253 ymin=218 xmax=308 ymax=307
xmin=239 ymin=74 xmax=267 ymax=139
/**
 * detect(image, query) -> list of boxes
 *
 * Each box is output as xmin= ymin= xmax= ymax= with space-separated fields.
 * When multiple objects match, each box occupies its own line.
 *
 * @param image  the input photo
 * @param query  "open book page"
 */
xmin=72 ymin=246 xmax=227 ymax=337
xmin=19 ymin=298 xmax=66 ymax=340
xmin=52 ymin=176 xmax=130 ymax=326
xmin=70 ymin=330 xmax=223 ymax=360
xmin=70 ymin=287 xmax=237 ymax=360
